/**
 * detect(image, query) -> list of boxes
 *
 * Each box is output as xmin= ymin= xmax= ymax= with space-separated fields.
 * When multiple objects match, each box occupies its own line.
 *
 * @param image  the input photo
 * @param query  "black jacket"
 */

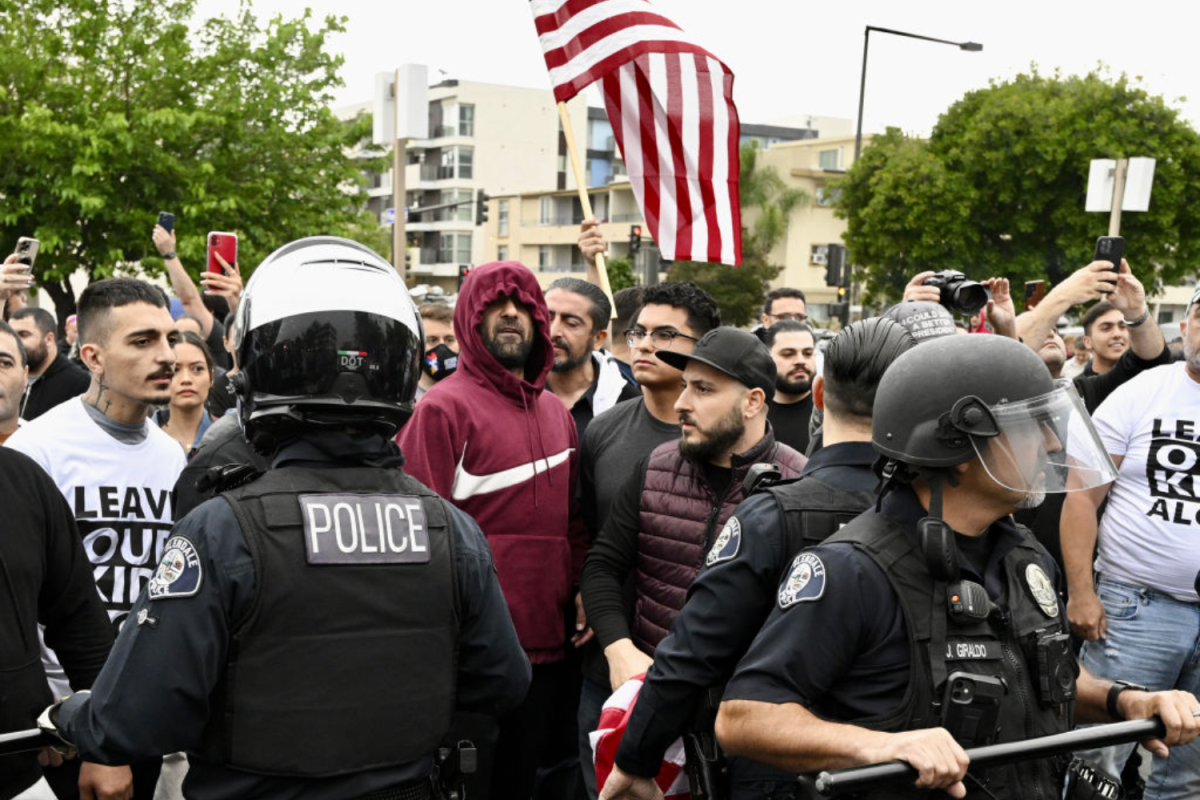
xmin=22 ymin=354 xmax=90 ymax=421
xmin=0 ymin=448 xmax=112 ymax=799
xmin=58 ymin=432 xmax=531 ymax=800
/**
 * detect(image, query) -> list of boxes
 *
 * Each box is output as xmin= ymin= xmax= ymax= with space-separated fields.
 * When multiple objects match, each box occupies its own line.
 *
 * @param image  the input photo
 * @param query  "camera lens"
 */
xmin=953 ymin=283 xmax=991 ymax=315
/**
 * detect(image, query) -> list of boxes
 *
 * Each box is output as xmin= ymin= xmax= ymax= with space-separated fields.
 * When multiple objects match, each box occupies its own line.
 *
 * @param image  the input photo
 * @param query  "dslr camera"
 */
xmin=923 ymin=270 xmax=991 ymax=315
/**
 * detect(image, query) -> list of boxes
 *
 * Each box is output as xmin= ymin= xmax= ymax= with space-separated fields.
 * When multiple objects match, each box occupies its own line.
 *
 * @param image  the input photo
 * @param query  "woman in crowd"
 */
xmin=156 ymin=330 xmax=214 ymax=455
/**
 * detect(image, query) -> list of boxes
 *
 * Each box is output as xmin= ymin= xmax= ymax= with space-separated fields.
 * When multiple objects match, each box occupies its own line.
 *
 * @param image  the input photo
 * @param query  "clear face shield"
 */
xmin=968 ymin=380 xmax=1117 ymax=496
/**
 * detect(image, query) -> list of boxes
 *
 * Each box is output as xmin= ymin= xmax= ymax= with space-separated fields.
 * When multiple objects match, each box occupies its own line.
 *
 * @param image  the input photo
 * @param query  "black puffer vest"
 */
xmin=194 ymin=465 xmax=459 ymax=777
xmin=632 ymin=430 xmax=806 ymax=654
xmin=824 ymin=513 xmax=1074 ymax=800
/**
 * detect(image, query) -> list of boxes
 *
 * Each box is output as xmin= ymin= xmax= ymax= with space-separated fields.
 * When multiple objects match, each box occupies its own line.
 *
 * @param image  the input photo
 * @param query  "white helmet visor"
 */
xmin=970 ymin=380 xmax=1117 ymax=494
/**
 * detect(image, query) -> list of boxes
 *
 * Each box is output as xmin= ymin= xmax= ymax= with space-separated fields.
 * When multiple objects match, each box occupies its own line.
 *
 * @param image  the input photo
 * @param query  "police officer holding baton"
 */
xmin=715 ymin=335 xmax=1200 ymax=799
xmin=35 ymin=238 xmax=531 ymax=800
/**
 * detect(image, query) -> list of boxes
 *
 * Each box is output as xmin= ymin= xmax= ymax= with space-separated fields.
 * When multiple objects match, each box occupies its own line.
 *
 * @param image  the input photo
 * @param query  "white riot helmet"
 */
xmin=234 ymin=237 xmax=423 ymax=449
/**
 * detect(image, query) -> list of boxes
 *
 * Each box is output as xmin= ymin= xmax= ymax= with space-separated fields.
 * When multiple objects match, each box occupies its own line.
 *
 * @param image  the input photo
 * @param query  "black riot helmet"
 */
xmin=872 ymin=334 xmax=1115 ymax=495
xmin=234 ymin=237 xmax=424 ymax=450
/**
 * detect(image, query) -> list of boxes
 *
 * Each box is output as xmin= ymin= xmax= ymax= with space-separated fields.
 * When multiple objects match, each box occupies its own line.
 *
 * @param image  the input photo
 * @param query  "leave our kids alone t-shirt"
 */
xmin=1091 ymin=362 xmax=1200 ymax=601
xmin=7 ymin=398 xmax=186 ymax=694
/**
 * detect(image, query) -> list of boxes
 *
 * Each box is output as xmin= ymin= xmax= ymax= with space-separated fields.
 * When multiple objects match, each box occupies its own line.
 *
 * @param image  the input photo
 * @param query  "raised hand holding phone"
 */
xmin=207 ymin=232 xmax=237 ymax=275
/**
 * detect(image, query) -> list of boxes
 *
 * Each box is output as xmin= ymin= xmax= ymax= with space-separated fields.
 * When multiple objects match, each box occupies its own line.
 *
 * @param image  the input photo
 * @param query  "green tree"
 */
xmin=667 ymin=141 xmax=809 ymax=326
xmin=604 ymin=255 xmax=637 ymax=292
xmin=0 ymin=0 xmax=388 ymax=323
xmin=835 ymin=69 xmax=1200 ymax=304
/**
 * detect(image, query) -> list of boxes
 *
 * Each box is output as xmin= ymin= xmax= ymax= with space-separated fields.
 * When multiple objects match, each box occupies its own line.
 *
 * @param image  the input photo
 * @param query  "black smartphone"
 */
xmin=1094 ymin=236 xmax=1125 ymax=273
xmin=158 ymin=211 xmax=175 ymax=234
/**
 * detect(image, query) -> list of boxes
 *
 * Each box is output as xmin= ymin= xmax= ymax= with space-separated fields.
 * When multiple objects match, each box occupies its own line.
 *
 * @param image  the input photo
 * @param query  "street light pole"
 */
xmin=853 ymin=26 xmax=983 ymax=162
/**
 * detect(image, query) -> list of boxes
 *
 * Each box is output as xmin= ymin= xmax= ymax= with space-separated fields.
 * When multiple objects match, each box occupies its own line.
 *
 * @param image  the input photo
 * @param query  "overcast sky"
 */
xmin=193 ymin=0 xmax=1199 ymax=138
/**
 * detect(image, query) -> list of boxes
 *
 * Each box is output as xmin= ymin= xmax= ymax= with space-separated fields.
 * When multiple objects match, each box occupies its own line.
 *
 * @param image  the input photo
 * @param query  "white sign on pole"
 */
xmin=1085 ymin=159 xmax=1116 ymax=212
xmin=1085 ymin=157 xmax=1156 ymax=212
xmin=383 ymin=208 xmax=396 ymax=224
xmin=1121 ymin=157 xmax=1156 ymax=212
xmin=395 ymin=64 xmax=429 ymax=140
xmin=372 ymin=72 xmax=395 ymax=146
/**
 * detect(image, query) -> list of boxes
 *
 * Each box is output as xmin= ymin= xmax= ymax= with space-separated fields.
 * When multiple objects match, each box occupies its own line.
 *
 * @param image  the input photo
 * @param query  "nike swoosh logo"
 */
xmin=451 ymin=443 xmax=574 ymax=501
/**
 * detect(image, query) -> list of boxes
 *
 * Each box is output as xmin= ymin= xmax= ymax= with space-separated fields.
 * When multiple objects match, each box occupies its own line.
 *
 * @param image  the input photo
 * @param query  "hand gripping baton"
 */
xmin=800 ymin=713 xmax=1197 ymax=797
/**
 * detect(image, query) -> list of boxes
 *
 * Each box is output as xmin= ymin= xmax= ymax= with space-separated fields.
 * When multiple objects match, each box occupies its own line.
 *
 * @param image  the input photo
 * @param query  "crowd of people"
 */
xmin=0 ymin=218 xmax=1199 ymax=800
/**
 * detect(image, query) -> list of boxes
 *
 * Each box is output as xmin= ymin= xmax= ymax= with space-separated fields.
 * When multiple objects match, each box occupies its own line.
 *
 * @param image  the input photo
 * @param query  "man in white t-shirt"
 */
xmin=8 ymin=277 xmax=185 ymax=800
xmin=1062 ymin=286 xmax=1200 ymax=798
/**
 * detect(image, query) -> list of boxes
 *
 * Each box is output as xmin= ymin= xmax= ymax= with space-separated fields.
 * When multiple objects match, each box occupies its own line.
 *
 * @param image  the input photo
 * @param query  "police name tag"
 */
xmin=944 ymin=640 xmax=1002 ymax=661
xmin=300 ymin=494 xmax=430 ymax=565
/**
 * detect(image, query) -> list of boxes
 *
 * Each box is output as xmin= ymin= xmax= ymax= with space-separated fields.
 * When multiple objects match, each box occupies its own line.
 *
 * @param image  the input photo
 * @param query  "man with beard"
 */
xmin=10 ymin=307 xmax=90 ymax=421
xmin=597 ymin=318 xmax=915 ymax=800
xmin=545 ymin=277 xmax=640 ymax=441
xmin=8 ymin=278 xmax=185 ymax=800
xmin=763 ymin=320 xmax=817 ymax=454
xmin=399 ymin=261 xmax=586 ymax=800
xmin=0 ymin=319 xmax=28 ymax=445
xmin=580 ymin=328 xmax=807 ymax=775
xmin=1062 ymin=286 xmax=1200 ymax=798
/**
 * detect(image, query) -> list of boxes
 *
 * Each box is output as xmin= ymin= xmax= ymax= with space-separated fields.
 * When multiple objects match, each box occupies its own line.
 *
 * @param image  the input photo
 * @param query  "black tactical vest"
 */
xmin=766 ymin=475 xmax=877 ymax=572
xmin=194 ymin=465 xmax=459 ymax=777
xmin=824 ymin=514 xmax=1074 ymax=800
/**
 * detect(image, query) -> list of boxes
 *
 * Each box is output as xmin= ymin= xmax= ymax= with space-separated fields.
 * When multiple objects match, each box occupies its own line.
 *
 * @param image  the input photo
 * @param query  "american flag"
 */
xmin=531 ymin=0 xmax=742 ymax=266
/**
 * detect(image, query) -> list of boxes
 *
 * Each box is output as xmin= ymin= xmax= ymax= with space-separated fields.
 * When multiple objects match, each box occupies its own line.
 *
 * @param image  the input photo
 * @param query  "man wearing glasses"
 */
xmin=760 ymin=287 xmax=808 ymax=328
xmin=575 ymin=281 xmax=721 ymax=797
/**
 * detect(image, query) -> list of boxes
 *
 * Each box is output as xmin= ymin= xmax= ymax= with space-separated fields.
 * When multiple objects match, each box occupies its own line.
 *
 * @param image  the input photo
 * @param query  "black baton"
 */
xmin=803 ymin=714 xmax=1190 ymax=797
xmin=0 ymin=729 xmax=59 ymax=757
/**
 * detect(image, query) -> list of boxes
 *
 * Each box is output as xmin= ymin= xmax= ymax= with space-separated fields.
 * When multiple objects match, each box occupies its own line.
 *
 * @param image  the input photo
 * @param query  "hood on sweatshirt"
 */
xmin=454 ymin=261 xmax=555 ymax=401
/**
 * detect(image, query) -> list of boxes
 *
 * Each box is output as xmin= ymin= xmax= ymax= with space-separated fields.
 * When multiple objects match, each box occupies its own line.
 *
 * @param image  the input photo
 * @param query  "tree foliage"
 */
xmin=0 ymin=0 xmax=388 ymax=322
xmin=604 ymin=255 xmax=637 ymax=292
xmin=667 ymin=142 xmax=807 ymax=326
xmin=835 ymin=69 xmax=1200 ymax=304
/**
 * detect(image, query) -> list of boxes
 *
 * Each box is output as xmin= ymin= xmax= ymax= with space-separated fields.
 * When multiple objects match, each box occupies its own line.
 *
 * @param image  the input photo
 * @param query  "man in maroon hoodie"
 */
xmin=399 ymin=260 xmax=589 ymax=799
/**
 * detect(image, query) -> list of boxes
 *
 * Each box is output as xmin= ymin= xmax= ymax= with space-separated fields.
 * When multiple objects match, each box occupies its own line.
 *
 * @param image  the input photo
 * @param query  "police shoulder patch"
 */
xmin=147 ymin=536 xmax=203 ymax=600
xmin=778 ymin=552 xmax=826 ymax=609
xmin=705 ymin=517 xmax=742 ymax=567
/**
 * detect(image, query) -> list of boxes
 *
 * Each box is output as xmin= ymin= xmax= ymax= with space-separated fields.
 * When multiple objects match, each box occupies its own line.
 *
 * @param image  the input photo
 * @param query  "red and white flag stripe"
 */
xmin=531 ymin=0 xmax=743 ymax=266
xmin=602 ymin=52 xmax=741 ymax=266
xmin=532 ymin=0 xmax=710 ymax=104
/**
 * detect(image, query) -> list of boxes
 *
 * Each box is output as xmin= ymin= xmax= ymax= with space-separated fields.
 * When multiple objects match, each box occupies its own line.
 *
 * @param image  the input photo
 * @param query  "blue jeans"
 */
xmin=1076 ymin=576 xmax=1200 ymax=800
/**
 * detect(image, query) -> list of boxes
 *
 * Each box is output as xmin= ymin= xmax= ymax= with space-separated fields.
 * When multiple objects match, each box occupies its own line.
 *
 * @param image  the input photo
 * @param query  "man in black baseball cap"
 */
xmin=580 ymin=327 xmax=807 ymax=724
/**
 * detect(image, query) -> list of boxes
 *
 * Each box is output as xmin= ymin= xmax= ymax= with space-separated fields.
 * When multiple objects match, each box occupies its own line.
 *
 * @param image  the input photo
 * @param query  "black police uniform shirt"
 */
xmin=721 ymin=486 xmax=1063 ymax=786
xmin=614 ymin=441 xmax=880 ymax=778
xmin=56 ymin=432 xmax=531 ymax=800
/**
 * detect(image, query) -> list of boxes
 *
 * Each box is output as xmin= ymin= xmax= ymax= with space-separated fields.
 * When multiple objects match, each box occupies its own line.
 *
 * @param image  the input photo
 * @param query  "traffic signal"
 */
xmin=824 ymin=244 xmax=846 ymax=287
xmin=476 ymin=190 xmax=489 ymax=225
xmin=630 ymin=224 xmax=642 ymax=255
xmin=836 ymin=285 xmax=847 ymax=300
xmin=457 ymin=264 xmax=471 ymax=290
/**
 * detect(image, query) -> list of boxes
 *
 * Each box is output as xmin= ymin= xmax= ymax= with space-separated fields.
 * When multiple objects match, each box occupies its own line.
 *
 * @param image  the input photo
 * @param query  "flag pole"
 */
xmin=557 ymin=101 xmax=616 ymax=318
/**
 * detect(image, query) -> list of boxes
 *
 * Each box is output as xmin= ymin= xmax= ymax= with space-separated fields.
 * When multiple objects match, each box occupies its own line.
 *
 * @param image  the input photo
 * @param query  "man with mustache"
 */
xmin=544 ymin=277 xmax=640 ymax=441
xmin=763 ymin=320 xmax=818 ymax=455
xmin=400 ymin=261 xmax=587 ymax=800
xmin=10 ymin=306 xmax=90 ymax=421
xmin=0 ymin=319 xmax=28 ymax=445
xmin=9 ymin=278 xmax=186 ymax=800
xmin=581 ymin=328 xmax=806 ymax=777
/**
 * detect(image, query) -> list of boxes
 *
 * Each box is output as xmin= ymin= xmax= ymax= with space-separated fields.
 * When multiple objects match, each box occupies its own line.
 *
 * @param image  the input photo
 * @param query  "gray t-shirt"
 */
xmin=579 ymin=397 xmax=679 ymax=538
